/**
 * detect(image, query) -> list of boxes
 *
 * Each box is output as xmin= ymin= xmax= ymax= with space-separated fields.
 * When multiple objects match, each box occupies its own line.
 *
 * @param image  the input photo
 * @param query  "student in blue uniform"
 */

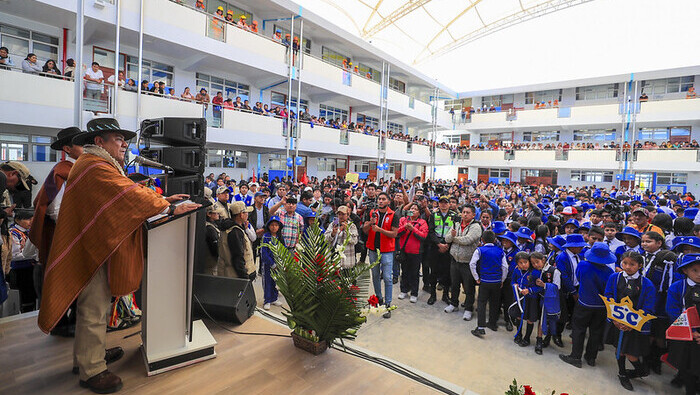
xmin=560 ymin=242 xmax=615 ymax=369
xmin=470 ymin=230 xmax=508 ymax=338
xmin=666 ymin=253 xmax=700 ymax=395
xmin=233 ymin=182 xmax=253 ymax=206
xmin=515 ymin=227 xmax=534 ymax=252
xmin=555 ymin=233 xmax=587 ymax=347
xmin=546 ymin=235 xmax=566 ymax=268
xmin=260 ymin=216 xmax=285 ymax=310
xmin=615 ymin=226 xmax=643 ymax=266
xmin=498 ymin=231 xmax=520 ymax=332
xmin=535 ymin=249 xmax=561 ymax=354
xmin=512 ymin=251 xmax=541 ymax=346
xmin=640 ymin=231 xmax=677 ymax=374
xmin=603 ymin=250 xmax=656 ymax=391
xmin=533 ymin=225 xmax=549 ymax=255
xmin=563 ymin=218 xmax=580 ymax=235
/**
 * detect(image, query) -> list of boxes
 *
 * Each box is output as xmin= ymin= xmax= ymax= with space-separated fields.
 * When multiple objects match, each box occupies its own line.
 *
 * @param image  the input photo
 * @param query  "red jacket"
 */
xmin=367 ymin=208 xmax=396 ymax=253
xmin=397 ymin=217 xmax=428 ymax=255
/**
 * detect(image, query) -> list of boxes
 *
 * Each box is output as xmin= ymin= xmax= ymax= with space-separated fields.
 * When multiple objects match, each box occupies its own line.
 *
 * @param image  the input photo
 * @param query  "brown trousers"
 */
xmin=74 ymin=264 xmax=111 ymax=380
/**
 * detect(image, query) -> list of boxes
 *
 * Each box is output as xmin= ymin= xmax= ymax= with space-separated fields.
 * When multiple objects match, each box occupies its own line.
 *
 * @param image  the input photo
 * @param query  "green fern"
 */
xmin=267 ymin=218 xmax=377 ymax=344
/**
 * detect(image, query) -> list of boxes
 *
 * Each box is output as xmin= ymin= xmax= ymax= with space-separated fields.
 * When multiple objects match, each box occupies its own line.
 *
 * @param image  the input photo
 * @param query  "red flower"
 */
xmin=523 ymin=386 xmax=535 ymax=395
xmin=349 ymin=285 xmax=360 ymax=294
xmin=317 ymin=276 xmax=323 ymax=282
xmin=368 ymin=295 xmax=379 ymax=307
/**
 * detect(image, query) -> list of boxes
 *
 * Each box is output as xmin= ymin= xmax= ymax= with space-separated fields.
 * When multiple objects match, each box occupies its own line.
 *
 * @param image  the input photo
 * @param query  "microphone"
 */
xmin=133 ymin=155 xmax=173 ymax=172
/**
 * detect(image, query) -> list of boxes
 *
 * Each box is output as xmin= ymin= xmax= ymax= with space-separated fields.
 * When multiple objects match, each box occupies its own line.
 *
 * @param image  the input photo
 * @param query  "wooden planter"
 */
xmin=291 ymin=332 xmax=328 ymax=355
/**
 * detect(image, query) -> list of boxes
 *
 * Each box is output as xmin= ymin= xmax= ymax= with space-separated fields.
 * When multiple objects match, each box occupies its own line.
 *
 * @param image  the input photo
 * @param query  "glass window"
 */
xmin=642 ymin=76 xmax=695 ymax=95
xmin=207 ymin=1 xmax=252 ymax=20
xmin=319 ymin=104 xmax=348 ymax=122
xmin=273 ymin=25 xmax=311 ymax=54
xmin=523 ymin=131 xmax=559 ymax=142
xmin=387 ymin=121 xmax=403 ymax=134
xmin=1 ymin=24 xmax=59 ymax=66
xmin=197 ymin=73 xmax=249 ymax=102
xmin=0 ymin=134 xmax=29 ymax=161
xmin=575 ymin=84 xmax=619 ymax=100
xmin=388 ymin=77 xmax=405 ymax=93
xmin=357 ymin=63 xmax=380 ymax=82
xmin=127 ymin=56 xmax=173 ymax=87
xmin=571 ymin=170 xmax=613 ymax=182
xmin=317 ymin=158 xmax=336 ymax=172
xmin=357 ymin=114 xmax=378 ymax=129
xmin=321 ymin=46 xmax=349 ymax=68
xmin=638 ymin=127 xmax=670 ymax=140
xmin=443 ymin=98 xmax=473 ymax=111
xmin=481 ymin=95 xmax=514 ymax=107
xmin=573 ymin=129 xmax=616 ymax=141
xmin=480 ymin=132 xmax=512 ymax=145
xmin=657 ymin=172 xmax=687 ymax=185
xmin=525 ymin=89 xmax=562 ymax=104
xmin=268 ymin=153 xmax=286 ymax=170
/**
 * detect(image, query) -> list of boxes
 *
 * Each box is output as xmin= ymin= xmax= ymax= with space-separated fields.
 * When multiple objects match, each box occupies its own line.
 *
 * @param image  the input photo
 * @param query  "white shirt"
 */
xmin=11 ymin=225 xmax=38 ymax=262
xmin=540 ymin=263 xmax=562 ymax=289
xmin=107 ymin=74 xmax=125 ymax=87
xmin=84 ymin=68 xmax=104 ymax=91
xmin=46 ymin=157 xmax=76 ymax=222
xmin=566 ymin=249 xmax=581 ymax=287
xmin=469 ymin=243 xmax=509 ymax=283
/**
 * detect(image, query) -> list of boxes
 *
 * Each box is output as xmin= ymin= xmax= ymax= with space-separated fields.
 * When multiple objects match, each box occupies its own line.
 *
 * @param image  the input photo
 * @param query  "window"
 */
xmin=356 ymin=114 xmax=378 ymax=129
xmin=321 ymin=46 xmax=349 ymax=68
xmin=32 ymin=136 xmax=56 ymax=162
xmin=388 ymin=77 xmax=405 ymax=93
xmin=206 ymin=1 xmax=252 ymax=20
xmin=0 ymin=133 xmax=57 ymax=161
xmin=93 ymin=47 xmax=126 ymax=73
xmin=319 ymin=104 xmax=348 ymax=122
xmin=388 ymin=163 xmax=402 ymax=174
xmin=571 ymin=170 xmax=614 ymax=183
xmin=197 ymin=73 xmax=249 ymax=102
xmin=270 ymin=92 xmax=307 ymax=111
xmin=522 ymin=131 xmax=559 ymax=142
xmin=442 ymin=134 xmax=461 ymax=144
xmin=522 ymin=169 xmax=556 ymax=178
xmin=353 ymin=161 xmax=370 ymax=172
xmin=480 ymin=132 xmax=512 ymax=144
xmin=268 ymin=154 xmax=286 ymax=170
xmin=657 ymin=172 xmax=687 ymax=185
xmin=573 ymin=129 xmax=616 ymax=141
xmin=0 ymin=24 xmax=59 ymax=66
xmin=387 ymin=122 xmax=403 ymax=134
xmin=443 ymin=98 xmax=472 ymax=111
xmin=481 ymin=95 xmax=514 ymax=107
xmin=575 ymin=84 xmax=619 ymax=100
xmin=357 ymin=63 xmax=380 ymax=82
xmin=489 ymin=169 xmax=510 ymax=178
xmin=126 ymin=56 xmax=174 ymax=87
xmin=317 ymin=158 xmax=336 ymax=172
xmin=638 ymin=127 xmax=669 ymax=140
xmin=525 ymin=89 xmax=562 ymax=104
xmin=642 ymin=76 xmax=694 ymax=95
xmin=207 ymin=149 xmax=247 ymax=168
xmin=273 ymin=25 xmax=311 ymax=54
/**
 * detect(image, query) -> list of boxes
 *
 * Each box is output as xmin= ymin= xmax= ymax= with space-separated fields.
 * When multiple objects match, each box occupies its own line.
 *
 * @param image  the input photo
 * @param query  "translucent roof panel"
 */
xmin=297 ymin=0 xmax=700 ymax=92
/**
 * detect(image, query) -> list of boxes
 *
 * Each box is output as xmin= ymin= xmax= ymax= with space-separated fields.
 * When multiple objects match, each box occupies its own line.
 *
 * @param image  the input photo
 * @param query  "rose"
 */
xmin=368 ymin=295 xmax=379 ymax=307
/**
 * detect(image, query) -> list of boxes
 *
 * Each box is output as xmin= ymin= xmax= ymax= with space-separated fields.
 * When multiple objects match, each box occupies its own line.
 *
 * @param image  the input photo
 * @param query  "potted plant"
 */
xmin=267 ymin=219 xmax=376 ymax=354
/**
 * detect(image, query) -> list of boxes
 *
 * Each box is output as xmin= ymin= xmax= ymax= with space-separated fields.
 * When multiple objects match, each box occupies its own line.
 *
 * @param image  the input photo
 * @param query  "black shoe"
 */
xmin=542 ymin=335 xmax=551 ymax=348
xmin=471 ymin=328 xmax=486 ymax=338
xmin=383 ymin=310 xmax=391 ymax=319
xmin=535 ymin=337 xmax=543 ymax=355
xmin=487 ymin=324 xmax=498 ymax=332
xmin=392 ymin=278 xmax=398 ymax=284
xmin=505 ymin=321 xmax=514 ymax=332
xmin=461 ymin=302 xmax=467 ymax=308
xmin=50 ymin=324 xmax=76 ymax=338
xmin=72 ymin=347 xmax=124 ymax=375
xmin=626 ymin=367 xmax=649 ymax=379
xmin=441 ymin=292 xmax=451 ymax=304
xmin=586 ymin=358 xmax=596 ymax=367
xmin=519 ymin=338 xmax=530 ymax=347
xmin=553 ymin=335 xmax=564 ymax=348
xmin=427 ymin=294 xmax=436 ymax=305
xmin=650 ymin=362 xmax=661 ymax=375
xmin=514 ymin=333 xmax=522 ymax=344
xmin=377 ymin=297 xmax=384 ymax=306
xmin=618 ymin=375 xmax=634 ymax=391
xmin=559 ymin=354 xmax=582 ymax=368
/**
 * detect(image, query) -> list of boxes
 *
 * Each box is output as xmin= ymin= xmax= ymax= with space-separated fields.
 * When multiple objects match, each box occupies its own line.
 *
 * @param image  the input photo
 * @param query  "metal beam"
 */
xmin=363 ymin=0 xmax=432 ymax=38
xmin=414 ymin=0 xmax=593 ymax=64
xmin=361 ymin=0 xmax=384 ymax=34
xmin=415 ymin=0 xmax=485 ymax=62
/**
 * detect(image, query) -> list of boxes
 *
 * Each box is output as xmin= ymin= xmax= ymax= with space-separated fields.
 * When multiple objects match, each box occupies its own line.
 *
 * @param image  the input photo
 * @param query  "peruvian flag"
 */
xmin=666 ymin=306 xmax=700 ymax=341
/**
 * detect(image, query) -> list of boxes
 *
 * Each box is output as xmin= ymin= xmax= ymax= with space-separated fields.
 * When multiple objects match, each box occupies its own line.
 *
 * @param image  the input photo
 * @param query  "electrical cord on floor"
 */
xmin=255 ymin=306 xmax=460 ymax=395
xmin=193 ymin=294 xmax=291 ymax=338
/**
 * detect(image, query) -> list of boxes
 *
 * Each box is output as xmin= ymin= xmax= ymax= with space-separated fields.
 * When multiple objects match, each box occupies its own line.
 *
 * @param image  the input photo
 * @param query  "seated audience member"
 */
xmin=242 ymin=100 xmax=252 ymax=111
xmin=21 ymin=53 xmax=42 ymax=74
xmin=41 ymin=59 xmax=61 ymax=77
xmin=63 ymin=58 xmax=75 ymax=77
xmin=181 ymin=86 xmax=194 ymax=100
xmin=107 ymin=70 xmax=125 ymax=87
xmin=124 ymin=78 xmax=137 ymax=92
xmin=140 ymin=80 xmax=149 ymax=93
xmin=223 ymin=99 xmax=234 ymax=109
xmin=0 ymin=46 xmax=14 ymax=69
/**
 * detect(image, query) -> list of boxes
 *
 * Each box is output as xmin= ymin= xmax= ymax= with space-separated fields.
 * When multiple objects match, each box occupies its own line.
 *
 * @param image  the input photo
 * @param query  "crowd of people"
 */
xmin=452 ymin=139 xmax=700 ymax=155
xmin=203 ymin=172 xmax=700 ymax=393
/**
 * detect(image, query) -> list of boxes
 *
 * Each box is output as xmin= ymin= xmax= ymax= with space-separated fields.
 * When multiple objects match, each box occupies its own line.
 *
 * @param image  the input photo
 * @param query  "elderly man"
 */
xmin=38 ymin=118 xmax=199 ymax=394
xmin=629 ymin=207 xmax=663 ymax=237
xmin=218 ymin=201 xmax=256 ymax=279
xmin=29 ymin=126 xmax=85 ymax=337
xmin=213 ymin=186 xmax=231 ymax=219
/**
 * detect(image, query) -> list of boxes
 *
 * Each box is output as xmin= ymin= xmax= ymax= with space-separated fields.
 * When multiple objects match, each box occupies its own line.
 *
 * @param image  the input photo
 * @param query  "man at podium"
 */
xmin=38 ymin=118 xmax=200 ymax=394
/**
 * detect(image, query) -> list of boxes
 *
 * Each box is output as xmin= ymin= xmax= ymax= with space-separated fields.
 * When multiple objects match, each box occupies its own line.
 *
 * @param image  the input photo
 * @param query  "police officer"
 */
xmin=426 ymin=195 xmax=458 ymax=305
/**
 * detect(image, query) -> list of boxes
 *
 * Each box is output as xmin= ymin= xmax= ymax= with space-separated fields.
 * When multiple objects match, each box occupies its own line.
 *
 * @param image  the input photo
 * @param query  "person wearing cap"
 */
xmin=425 ymin=195 xmax=458 ymax=306
xmin=218 ymin=201 xmax=256 ymax=280
xmin=237 ymin=14 xmax=249 ymax=30
xmin=325 ymin=206 xmax=358 ymax=271
xmin=194 ymin=0 xmax=205 ymax=10
xmin=225 ymin=9 xmax=234 ymax=23
xmin=0 ymin=161 xmax=33 ymax=210
xmin=38 ymin=118 xmax=200 ymax=393
xmin=261 ymin=216 xmax=285 ymax=310
xmin=8 ymin=209 xmax=38 ymax=313
xmin=614 ymin=226 xmax=643 ymax=263
xmin=629 ymin=207 xmax=664 ymax=238
xmin=249 ymin=191 xmax=271 ymax=268
xmin=272 ymin=29 xmax=282 ymax=43
xmin=202 ymin=205 xmax=221 ymax=276
xmin=665 ymin=253 xmax=700 ymax=393
xmin=28 ymin=126 xmax=85 ymax=335
xmin=282 ymin=33 xmax=291 ymax=47
xmin=559 ymin=242 xmax=614 ymax=368
xmin=250 ymin=20 xmax=258 ymax=33
xmin=213 ymin=186 xmax=231 ymax=220
xmin=514 ymin=226 xmax=535 ymax=252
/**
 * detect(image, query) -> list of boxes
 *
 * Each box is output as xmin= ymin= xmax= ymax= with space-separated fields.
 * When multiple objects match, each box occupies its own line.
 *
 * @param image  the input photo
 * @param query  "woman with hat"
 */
xmin=261 ymin=216 xmax=284 ymax=310
xmin=560 ymin=242 xmax=615 ymax=368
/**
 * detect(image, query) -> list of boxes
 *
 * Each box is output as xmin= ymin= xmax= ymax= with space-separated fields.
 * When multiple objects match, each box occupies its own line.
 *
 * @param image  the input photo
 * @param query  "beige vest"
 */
xmin=216 ymin=224 xmax=255 ymax=278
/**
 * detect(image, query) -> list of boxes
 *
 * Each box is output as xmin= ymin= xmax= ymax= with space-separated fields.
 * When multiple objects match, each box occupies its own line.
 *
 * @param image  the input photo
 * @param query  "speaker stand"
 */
xmin=141 ymin=320 xmax=216 ymax=376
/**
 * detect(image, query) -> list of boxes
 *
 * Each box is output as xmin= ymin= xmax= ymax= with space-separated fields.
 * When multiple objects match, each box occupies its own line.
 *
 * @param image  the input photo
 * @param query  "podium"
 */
xmin=141 ymin=203 xmax=216 ymax=376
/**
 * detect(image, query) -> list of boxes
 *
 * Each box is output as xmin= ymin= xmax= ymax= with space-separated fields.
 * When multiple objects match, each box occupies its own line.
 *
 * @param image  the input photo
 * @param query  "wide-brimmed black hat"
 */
xmin=72 ymin=118 xmax=137 ymax=146
xmin=50 ymin=127 xmax=85 ymax=150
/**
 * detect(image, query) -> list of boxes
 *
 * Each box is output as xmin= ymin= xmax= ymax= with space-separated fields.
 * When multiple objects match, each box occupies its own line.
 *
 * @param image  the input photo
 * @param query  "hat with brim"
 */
xmin=584 ymin=242 xmax=616 ymax=265
xmin=672 ymin=236 xmax=700 ymax=252
xmin=684 ymin=207 xmax=698 ymax=219
xmin=579 ymin=222 xmax=591 ymax=231
xmin=497 ymin=231 xmax=518 ymax=246
xmin=547 ymin=235 xmax=567 ymax=251
xmin=51 ymin=126 xmax=85 ymax=150
xmin=492 ymin=221 xmax=506 ymax=235
xmin=438 ymin=195 xmax=450 ymax=203
xmin=563 ymin=233 xmax=587 ymax=248
xmin=514 ymin=226 xmax=533 ymax=239
xmin=230 ymin=201 xmax=253 ymax=215
xmin=265 ymin=215 xmax=283 ymax=228
xmin=564 ymin=218 xmax=580 ymax=230
xmin=678 ymin=253 xmax=700 ymax=270
xmin=3 ymin=161 xmax=31 ymax=190
xmin=216 ymin=186 xmax=230 ymax=195
xmin=73 ymin=118 xmax=137 ymax=146
xmin=615 ymin=226 xmax=641 ymax=241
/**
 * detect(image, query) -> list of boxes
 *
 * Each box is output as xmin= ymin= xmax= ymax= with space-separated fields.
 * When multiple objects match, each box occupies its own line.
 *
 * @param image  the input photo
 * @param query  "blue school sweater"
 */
xmin=575 ymin=260 xmax=614 ymax=308
xmin=604 ymin=272 xmax=656 ymax=333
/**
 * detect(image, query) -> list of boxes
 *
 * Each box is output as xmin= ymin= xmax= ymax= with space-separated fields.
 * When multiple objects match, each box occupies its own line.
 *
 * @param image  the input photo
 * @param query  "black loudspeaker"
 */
xmin=193 ymin=274 xmax=256 ymax=324
xmin=147 ymin=147 xmax=205 ymax=175
xmin=166 ymin=174 xmax=203 ymax=197
xmin=141 ymin=117 xmax=207 ymax=147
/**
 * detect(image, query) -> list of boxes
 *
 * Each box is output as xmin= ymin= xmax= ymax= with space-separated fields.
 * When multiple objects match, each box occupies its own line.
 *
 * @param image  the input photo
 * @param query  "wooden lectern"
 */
xmin=141 ymin=203 xmax=216 ymax=376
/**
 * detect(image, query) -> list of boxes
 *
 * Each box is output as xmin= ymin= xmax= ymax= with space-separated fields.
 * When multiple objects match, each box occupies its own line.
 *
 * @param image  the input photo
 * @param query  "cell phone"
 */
xmin=333 ymin=217 xmax=339 ymax=226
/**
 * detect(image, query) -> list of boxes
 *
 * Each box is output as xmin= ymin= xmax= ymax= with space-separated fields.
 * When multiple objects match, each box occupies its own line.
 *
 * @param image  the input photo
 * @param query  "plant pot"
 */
xmin=291 ymin=332 xmax=328 ymax=355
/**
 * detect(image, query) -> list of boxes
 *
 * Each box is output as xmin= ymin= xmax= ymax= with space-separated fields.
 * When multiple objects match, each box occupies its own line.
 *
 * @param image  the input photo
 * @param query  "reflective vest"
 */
xmin=367 ymin=208 xmax=395 ymax=253
xmin=433 ymin=210 xmax=455 ymax=240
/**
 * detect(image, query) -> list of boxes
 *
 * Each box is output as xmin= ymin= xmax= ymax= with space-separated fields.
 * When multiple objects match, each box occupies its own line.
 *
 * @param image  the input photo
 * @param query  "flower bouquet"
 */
xmin=267 ymin=216 xmax=377 ymax=354
xmin=359 ymin=294 xmax=397 ymax=317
